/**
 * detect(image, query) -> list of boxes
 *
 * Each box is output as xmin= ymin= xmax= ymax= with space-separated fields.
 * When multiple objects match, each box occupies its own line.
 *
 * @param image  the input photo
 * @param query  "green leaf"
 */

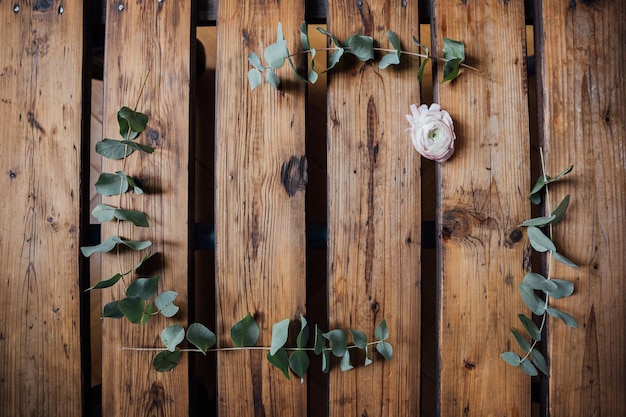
xmin=544 ymin=279 xmax=575 ymax=299
xmin=386 ymin=29 xmax=402 ymax=52
xmin=316 ymin=27 xmax=344 ymax=71
xmin=231 ymin=312 xmax=260 ymax=347
xmin=518 ymin=314 xmax=541 ymax=341
xmin=314 ymin=325 xmax=326 ymax=355
xmin=118 ymin=106 xmax=149 ymax=139
xmin=142 ymin=302 xmax=155 ymax=326
xmin=519 ymin=215 xmax=556 ymax=227
xmin=153 ymin=349 xmax=181 ymax=372
xmin=118 ymin=296 xmax=144 ymax=323
xmin=323 ymin=329 xmax=347 ymax=357
xmin=348 ymin=329 xmax=367 ymax=349
xmin=442 ymin=38 xmax=465 ymax=61
xmin=96 ymin=138 xmax=133 ymax=159
xmin=155 ymin=291 xmax=179 ymax=318
xmin=88 ymin=273 xmax=123 ymax=291
xmin=248 ymin=68 xmax=262 ymax=91
xmin=187 ymin=323 xmax=217 ymax=354
xmin=121 ymin=140 xmax=154 ymax=155
xmin=321 ymin=350 xmax=330 ymax=373
xmin=161 ymin=324 xmax=185 ymax=352
xmin=530 ymin=349 xmax=550 ymax=376
xmin=126 ymin=276 xmax=160 ymax=300
xmin=91 ymin=204 xmax=116 ymax=222
xmin=289 ymin=350 xmax=310 ymax=380
xmin=308 ymin=48 xmax=319 ymax=84
xmin=510 ymin=328 xmax=532 ymax=353
xmin=529 ymin=174 xmax=549 ymax=199
xmin=519 ymin=283 xmax=546 ymax=316
xmin=265 ymin=70 xmax=281 ymax=90
xmin=102 ymin=300 xmax=124 ymax=319
xmin=126 ymin=175 xmax=144 ymax=195
xmin=267 ymin=348 xmax=290 ymax=379
xmin=520 ymin=358 xmax=539 ymax=376
xmin=417 ymin=56 xmax=429 ymax=83
xmin=340 ymin=350 xmax=353 ymax=371
xmin=342 ymin=34 xmax=374 ymax=61
xmin=115 ymin=208 xmax=149 ymax=227
xmin=296 ymin=316 xmax=309 ymax=349
xmin=299 ymin=22 xmax=310 ymax=50
xmin=264 ymin=39 xmax=288 ymax=70
xmin=379 ymin=52 xmax=400 ymax=69
xmin=551 ymin=194 xmax=570 ymax=225
xmin=270 ymin=318 xmax=290 ymax=356
xmin=442 ymin=58 xmax=462 ymax=82
xmin=553 ymin=251 xmax=577 ymax=268
xmin=80 ymin=235 xmax=152 ymax=257
xmin=287 ymin=55 xmax=307 ymax=83
xmin=523 ymin=272 xmax=558 ymax=292
xmin=248 ymin=52 xmax=265 ymax=71
xmin=364 ymin=346 xmax=373 ymax=366
xmin=527 ymin=226 xmax=556 ymax=253
xmin=552 ymin=165 xmax=574 ymax=181
xmin=500 ymin=351 xmax=521 ymax=366
xmin=545 ymin=306 xmax=578 ymax=328
xmin=375 ymin=319 xmax=389 ymax=341
xmin=95 ymin=171 xmax=128 ymax=196
xmin=376 ymin=341 xmax=393 ymax=361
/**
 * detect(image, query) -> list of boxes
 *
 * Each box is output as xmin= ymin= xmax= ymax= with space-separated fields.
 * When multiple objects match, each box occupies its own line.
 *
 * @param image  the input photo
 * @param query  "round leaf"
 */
xmin=376 ymin=341 xmax=393 ymax=361
xmin=153 ymin=349 xmax=182 ymax=372
xmin=118 ymin=296 xmax=144 ymax=323
xmin=126 ymin=276 xmax=160 ymax=300
xmin=231 ymin=313 xmax=260 ymax=347
xmin=267 ymin=349 xmax=290 ymax=379
xmin=187 ymin=323 xmax=216 ymax=354
xmin=323 ymin=329 xmax=347 ymax=357
xmin=270 ymin=319 xmax=290 ymax=356
xmin=161 ymin=324 xmax=185 ymax=352
xmin=155 ymin=291 xmax=179 ymax=318
xmin=289 ymin=350 xmax=310 ymax=380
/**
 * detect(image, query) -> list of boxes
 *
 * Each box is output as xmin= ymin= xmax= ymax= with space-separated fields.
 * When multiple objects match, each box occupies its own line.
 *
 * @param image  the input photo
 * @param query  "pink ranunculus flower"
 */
xmin=406 ymin=103 xmax=456 ymax=162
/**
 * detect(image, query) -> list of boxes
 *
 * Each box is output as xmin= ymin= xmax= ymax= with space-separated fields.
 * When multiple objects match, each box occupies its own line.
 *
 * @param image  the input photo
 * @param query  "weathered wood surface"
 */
xmin=433 ymin=1 xmax=532 ymax=416
xmin=214 ymin=1 xmax=307 ymax=416
xmin=537 ymin=1 xmax=626 ymax=416
xmin=326 ymin=1 xmax=422 ymax=416
xmin=100 ymin=0 xmax=192 ymax=416
xmin=0 ymin=2 xmax=84 ymax=416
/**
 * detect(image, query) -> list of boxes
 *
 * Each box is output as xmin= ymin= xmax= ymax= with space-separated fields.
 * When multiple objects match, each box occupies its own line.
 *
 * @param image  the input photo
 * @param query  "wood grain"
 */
xmin=432 ymin=1 xmax=532 ymax=416
xmin=214 ymin=1 xmax=307 ymax=416
xmin=326 ymin=1 xmax=421 ymax=415
xmin=536 ymin=1 xmax=626 ymax=415
xmin=100 ymin=1 xmax=191 ymax=416
xmin=0 ymin=2 xmax=84 ymax=416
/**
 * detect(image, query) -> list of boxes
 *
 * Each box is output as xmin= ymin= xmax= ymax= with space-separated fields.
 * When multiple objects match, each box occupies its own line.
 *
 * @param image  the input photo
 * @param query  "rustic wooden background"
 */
xmin=1 ymin=1 xmax=624 ymax=416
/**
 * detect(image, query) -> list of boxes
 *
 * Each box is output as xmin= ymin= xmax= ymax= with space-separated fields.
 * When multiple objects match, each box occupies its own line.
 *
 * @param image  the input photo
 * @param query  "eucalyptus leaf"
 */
xmin=289 ymin=350 xmax=310 ymax=380
xmin=142 ymin=302 xmax=155 ymax=326
xmin=529 ymin=174 xmax=549 ymax=198
xmin=375 ymin=319 xmax=389 ymax=341
xmin=248 ymin=52 xmax=265 ymax=71
xmin=287 ymin=56 xmax=307 ymax=83
xmin=530 ymin=349 xmax=550 ymax=376
xmin=386 ymin=29 xmax=402 ymax=52
xmin=270 ymin=318 xmax=290 ymax=356
xmin=153 ymin=349 xmax=181 ymax=372
xmin=118 ymin=106 xmax=148 ymax=139
xmin=551 ymin=194 xmax=570 ymax=225
xmin=523 ymin=272 xmax=558 ymax=292
xmin=96 ymin=138 xmax=133 ymax=159
xmin=321 ymin=350 xmax=330 ymax=373
xmin=342 ymin=34 xmax=374 ymax=61
xmin=519 ymin=215 xmax=556 ymax=227
xmin=187 ymin=323 xmax=217 ymax=354
xmin=510 ymin=328 xmax=532 ymax=353
xmin=519 ymin=283 xmax=546 ymax=316
xmin=314 ymin=325 xmax=326 ymax=355
xmin=80 ymin=236 xmax=152 ymax=257
xmin=544 ymin=279 xmax=575 ymax=299
xmin=95 ymin=171 xmax=128 ymax=196
xmin=379 ymin=52 xmax=400 ymax=69
xmin=118 ymin=296 xmax=144 ymax=324
xmin=376 ymin=341 xmax=393 ymax=361
xmin=115 ymin=208 xmax=149 ymax=227
xmin=296 ymin=316 xmax=309 ymax=349
xmin=102 ymin=300 xmax=124 ymax=319
xmin=88 ymin=273 xmax=123 ymax=291
xmin=364 ymin=346 xmax=373 ymax=366
xmin=299 ymin=22 xmax=310 ymax=50
xmin=121 ymin=140 xmax=154 ymax=154
xmin=500 ymin=351 xmax=521 ymax=366
xmin=518 ymin=314 xmax=541 ymax=341
xmin=442 ymin=58 xmax=462 ymax=82
xmin=326 ymin=48 xmax=344 ymax=72
xmin=417 ymin=57 xmax=429 ymax=83
xmin=520 ymin=358 xmax=539 ymax=376
xmin=247 ymin=68 xmax=262 ymax=91
xmin=126 ymin=276 xmax=160 ymax=300
xmin=91 ymin=204 xmax=116 ymax=222
xmin=155 ymin=291 xmax=179 ymax=318
xmin=545 ymin=306 xmax=578 ymax=328
xmin=527 ymin=226 xmax=556 ymax=253
xmin=552 ymin=165 xmax=574 ymax=181
xmin=265 ymin=70 xmax=281 ymax=90
xmin=231 ymin=312 xmax=260 ymax=347
xmin=553 ymin=251 xmax=577 ymax=268
xmin=442 ymin=38 xmax=465 ymax=61
xmin=161 ymin=324 xmax=185 ymax=352
xmin=126 ymin=175 xmax=144 ymax=195
xmin=264 ymin=40 xmax=288 ymax=70
xmin=348 ymin=329 xmax=367 ymax=349
xmin=340 ymin=350 xmax=353 ymax=371
xmin=323 ymin=329 xmax=347 ymax=357
xmin=267 ymin=349 xmax=290 ymax=379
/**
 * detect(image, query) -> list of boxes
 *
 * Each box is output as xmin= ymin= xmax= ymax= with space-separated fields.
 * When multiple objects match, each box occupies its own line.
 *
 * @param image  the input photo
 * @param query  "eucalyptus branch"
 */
xmin=500 ymin=148 xmax=577 ymax=377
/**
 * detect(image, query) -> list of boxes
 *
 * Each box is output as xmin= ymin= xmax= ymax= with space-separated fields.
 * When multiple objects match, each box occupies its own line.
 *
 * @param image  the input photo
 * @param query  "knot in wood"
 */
xmin=441 ymin=209 xmax=471 ymax=240
xmin=281 ymin=155 xmax=308 ymax=197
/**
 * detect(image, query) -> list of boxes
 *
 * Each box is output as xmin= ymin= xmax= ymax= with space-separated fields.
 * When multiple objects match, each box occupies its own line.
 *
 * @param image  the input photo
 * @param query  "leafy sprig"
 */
xmin=501 ymin=149 xmax=577 ymax=376
xmin=248 ymin=22 xmax=481 ymax=90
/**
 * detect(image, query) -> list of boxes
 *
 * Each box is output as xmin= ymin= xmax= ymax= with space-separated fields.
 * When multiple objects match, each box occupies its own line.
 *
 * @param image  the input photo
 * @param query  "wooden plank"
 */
xmin=536 ymin=2 xmax=626 ymax=415
xmin=326 ymin=2 xmax=421 ymax=416
xmin=99 ymin=1 xmax=192 ymax=416
xmin=432 ymin=1 xmax=532 ymax=416
xmin=214 ymin=2 xmax=307 ymax=416
xmin=0 ymin=2 xmax=84 ymax=416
